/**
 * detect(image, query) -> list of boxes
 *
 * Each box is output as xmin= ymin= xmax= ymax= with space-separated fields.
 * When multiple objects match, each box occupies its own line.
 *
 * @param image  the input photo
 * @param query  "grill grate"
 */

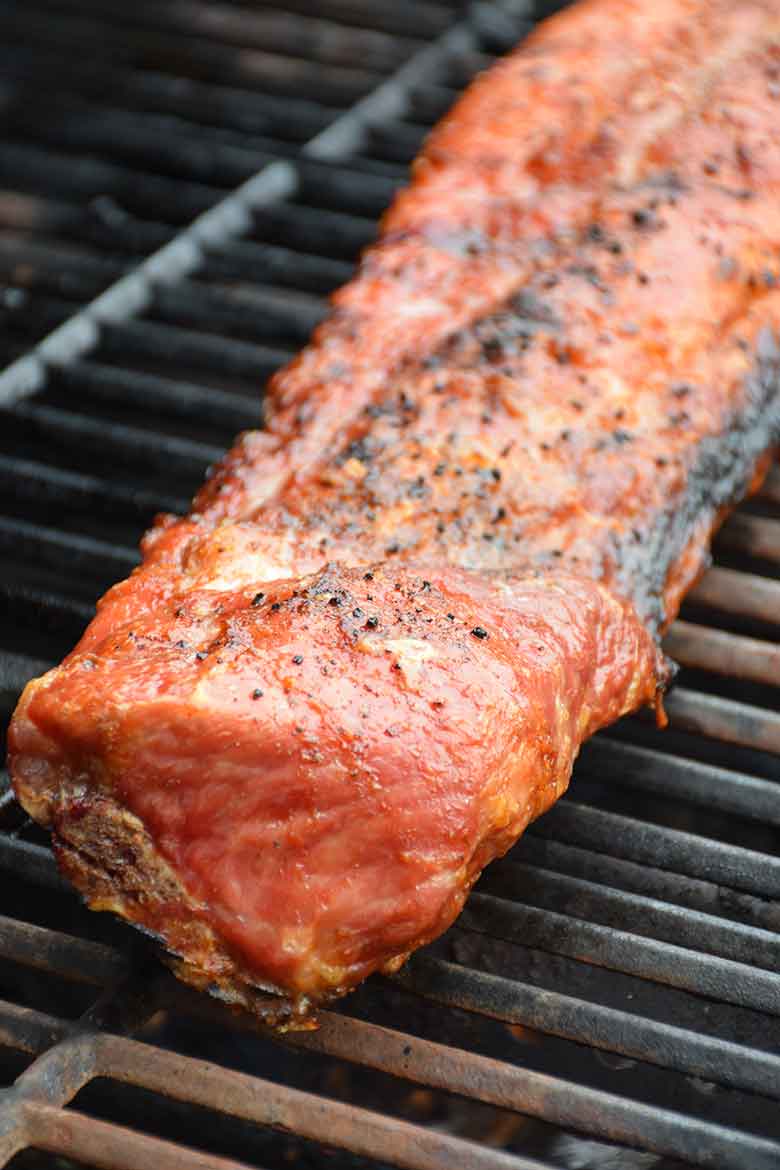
xmin=1 ymin=2 xmax=780 ymax=1168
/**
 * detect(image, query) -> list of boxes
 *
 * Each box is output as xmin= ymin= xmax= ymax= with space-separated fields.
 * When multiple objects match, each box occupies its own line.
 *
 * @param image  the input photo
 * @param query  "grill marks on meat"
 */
xmin=8 ymin=0 xmax=780 ymax=1024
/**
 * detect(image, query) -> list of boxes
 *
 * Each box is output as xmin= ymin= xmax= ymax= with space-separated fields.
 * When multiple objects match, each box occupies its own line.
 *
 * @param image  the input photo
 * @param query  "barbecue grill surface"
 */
xmin=1 ymin=2 xmax=779 ymax=1168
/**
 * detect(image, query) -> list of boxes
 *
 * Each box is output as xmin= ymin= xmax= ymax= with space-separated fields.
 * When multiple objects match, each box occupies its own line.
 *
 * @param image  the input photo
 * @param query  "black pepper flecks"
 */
xmin=251 ymin=592 xmax=265 ymax=606
xmin=482 ymin=337 xmax=504 ymax=362
xmin=292 ymin=655 xmax=303 ymax=665
xmin=252 ymin=689 xmax=263 ymax=700
xmin=471 ymin=627 xmax=489 ymax=640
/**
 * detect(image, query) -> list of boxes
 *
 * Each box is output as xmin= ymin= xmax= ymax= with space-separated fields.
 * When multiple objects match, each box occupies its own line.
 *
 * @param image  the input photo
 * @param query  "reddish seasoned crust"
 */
xmin=8 ymin=0 xmax=780 ymax=1021
xmin=190 ymin=0 xmax=780 ymax=528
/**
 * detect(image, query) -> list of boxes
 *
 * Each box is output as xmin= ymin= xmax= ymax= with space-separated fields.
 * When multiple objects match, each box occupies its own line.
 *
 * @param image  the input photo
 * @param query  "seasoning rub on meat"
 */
xmin=9 ymin=0 xmax=780 ymax=1028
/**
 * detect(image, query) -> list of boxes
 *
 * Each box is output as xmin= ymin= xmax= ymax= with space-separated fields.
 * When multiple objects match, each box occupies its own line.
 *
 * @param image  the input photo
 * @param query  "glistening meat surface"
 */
xmin=9 ymin=0 xmax=780 ymax=1027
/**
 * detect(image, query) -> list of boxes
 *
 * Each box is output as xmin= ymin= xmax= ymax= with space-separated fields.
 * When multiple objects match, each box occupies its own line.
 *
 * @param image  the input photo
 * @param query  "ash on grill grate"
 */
xmin=1 ymin=2 xmax=780 ymax=1169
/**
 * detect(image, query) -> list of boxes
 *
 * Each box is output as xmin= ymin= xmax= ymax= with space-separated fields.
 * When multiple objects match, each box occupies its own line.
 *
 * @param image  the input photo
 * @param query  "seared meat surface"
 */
xmin=9 ymin=0 xmax=780 ymax=1026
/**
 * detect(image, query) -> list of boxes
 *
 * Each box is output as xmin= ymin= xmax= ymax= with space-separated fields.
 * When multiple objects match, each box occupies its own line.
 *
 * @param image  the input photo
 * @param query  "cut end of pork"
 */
xmin=9 ymin=562 xmax=661 ymax=1020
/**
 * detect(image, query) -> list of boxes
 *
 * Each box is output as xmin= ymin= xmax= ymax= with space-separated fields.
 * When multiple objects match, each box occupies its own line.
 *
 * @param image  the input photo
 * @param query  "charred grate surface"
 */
xmin=1 ymin=1 xmax=780 ymax=1168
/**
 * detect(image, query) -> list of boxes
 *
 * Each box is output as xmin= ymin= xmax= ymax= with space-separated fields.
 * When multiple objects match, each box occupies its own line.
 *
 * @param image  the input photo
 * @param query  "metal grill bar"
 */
xmin=0 ymin=993 xmax=768 ymax=1170
xmin=0 ymin=238 xmax=124 ymax=301
xmin=665 ymin=620 xmax=780 ymax=687
xmin=0 ymin=0 xmax=493 ymax=406
xmin=3 ymin=828 xmax=776 ymax=1155
xmin=0 ymin=918 xmax=126 ymax=986
xmin=0 ymin=1000 xmax=71 ymax=1062
xmin=0 ymin=652 xmax=51 ymax=704
xmin=458 ymin=893 xmax=780 ymax=1015
xmin=0 ymin=517 xmax=137 ymax=583
xmin=0 ymin=585 xmax=103 ymax=637
xmin=4 ymin=7 xmax=387 ymax=104
xmin=200 ymin=236 xmax=354 ymax=292
xmin=304 ymin=24 xmax=476 ymax=159
xmin=6 ymin=103 xmax=292 ymax=184
xmin=396 ymin=955 xmax=780 ymax=1100
xmin=533 ymin=800 xmax=780 ymax=897
xmin=293 ymin=1012 xmax=780 ymax=1170
xmin=479 ymin=859 xmax=780 ymax=967
xmin=0 ymin=454 xmax=185 ymax=520
xmin=664 ymin=688 xmax=780 ymax=754
xmin=150 ymin=279 xmax=325 ymax=343
xmin=718 ymin=511 xmax=780 ymax=563
xmin=3 ymin=976 xmax=780 ymax=1170
xmin=43 ymin=0 xmax=429 ymax=71
xmin=515 ymin=832 xmax=780 ymax=932
xmin=97 ymin=318 xmax=292 ymax=383
xmin=95 ymin=1032 xmax=547 ymax=1170
xmin=0 ymin=44 xmax=341 ymax=137
xmin=0 ymin=835 xmax=62 ymax=889
xmin=23 ymin=1105 xmax=259 ymax=1170
xmin=579 ymin=737 xmax=780 ymax=825
xmin=687 ymin=565 xmax=780 ymax=624
xmin=8 ymin=401 xmax=223 ymax=471
xmin=0 ymin=992 xmax=552 ymax=1170
xmin=0 ymin=189 xmax=174 ymax=258
xmin=760 ymin=463 xmax=780 ymax=504
xmin=0 ymin=160 xmax=296 ymax=404
xmin=0 ymin=141 xmax=225 ymax=220
xmin=49 ymin=361 xmax=259 ymax=434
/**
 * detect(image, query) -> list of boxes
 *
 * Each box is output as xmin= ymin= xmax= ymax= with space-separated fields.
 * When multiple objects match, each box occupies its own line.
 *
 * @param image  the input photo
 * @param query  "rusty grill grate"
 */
xmin=0 ymin=2 xmax=779 ymax=1168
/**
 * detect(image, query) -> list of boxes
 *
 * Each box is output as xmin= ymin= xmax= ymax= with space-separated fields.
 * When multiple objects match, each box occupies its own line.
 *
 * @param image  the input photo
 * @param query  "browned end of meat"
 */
xmin=10 ymin=564 xmax=661 ymax=1017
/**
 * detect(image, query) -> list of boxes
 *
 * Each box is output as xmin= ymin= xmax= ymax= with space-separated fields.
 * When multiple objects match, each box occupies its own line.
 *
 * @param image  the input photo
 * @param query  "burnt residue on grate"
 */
xmin=1 ymin=1 xmax=780 ymax=1169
